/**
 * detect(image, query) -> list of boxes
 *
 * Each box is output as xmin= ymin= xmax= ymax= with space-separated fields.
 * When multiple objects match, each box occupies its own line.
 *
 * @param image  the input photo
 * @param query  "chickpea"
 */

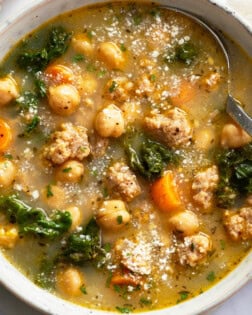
xmin=96 ymin=199 xmax=130 ymax=230
xmin=0 ymin=160 xmax=16 ymax=187
xmin=221 ymin=123 xmax=251 ymax=148
xmin=95 ymin=104 xmax=125 ymax=138
xmin=65 ymin=206 xmax=83 ymax=231
xmin=0 ymin=76 xmax=19 ymax=106
xmin=72 ymin=34 xmax=94 ymax=56
xmin=169 ymin=210 xmax=200 ymax=236
xmin=194 ymin=127 xmax=216 ymax=150
xmin=55 ymin=160 xmax=84 ymax=183
xmin=97 ymin=42 xmax=125 ymax=70
xmin=56 ymin=267 xmax=84 ymax=297
xmin=41 ymin=185 xmax=66 ymax=210
xmin=48 ymin=84 xmax=80 ymax=116
xmin=0 ymin=224 xmax=18 ymax=248
xmin=77 ymin=74 xmax=97 ymax=96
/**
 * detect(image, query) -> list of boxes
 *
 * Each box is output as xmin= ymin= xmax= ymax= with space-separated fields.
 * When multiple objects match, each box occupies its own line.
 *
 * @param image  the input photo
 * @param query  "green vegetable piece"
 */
xmin=0 ymin=195 xmax=72 ymax=239
xmin=46 ymin=184 xmax=54 ymax=198
xmin=36 ymin=259 xmax=55 ymax=288
xmin=139 ymin=297 xmax=152 ymax=306
xmin=17 ymin=27 xmax=72 ymax=73
xmin=215 ymin=143 xmax=252 ymax=208
xmin=177 ymin=291 xmax=189 ymax=303
xmin=116 ymin=306 xmax=133 ymax=313
xmin=60 ymin=218 xmax=106 ymax=266
xmin=80 ymin=285 xmax=87 ymax=295
xmin=125 ymin=132 xmax=178 ymax=180
xmin=109 ymin=80 xmax=118 ymax=93
xmin=73 ymin=54 xmax=85 ymax=62
xmin=3 ymin=153 xmax=13 ymax=160
xmin=206 ymin=271 xmax=216 ymax=282
xmin=24 ymin=115 xmax=40 ymax=134
xmin=117 ymin=215 xmax=123 ymax=224
xmin=16 ymin=91 xmax=39 ymax=111
xmin=175 ymin=41 xmax=197 ymax=65
xmin=35 ymin=77 xmax=47 ymax=98
xmin=62 ymin=167 xmax=72 ymax=173
xmin=120 ymin=43 xmax=127 ymax=52
xmin=220 ymin=239 xmax=226 ymax=250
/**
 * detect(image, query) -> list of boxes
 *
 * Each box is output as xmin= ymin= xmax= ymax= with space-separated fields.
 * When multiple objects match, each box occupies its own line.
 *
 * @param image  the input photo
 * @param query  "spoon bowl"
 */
xmin=162 ymin=7 xmax=252 ymax=135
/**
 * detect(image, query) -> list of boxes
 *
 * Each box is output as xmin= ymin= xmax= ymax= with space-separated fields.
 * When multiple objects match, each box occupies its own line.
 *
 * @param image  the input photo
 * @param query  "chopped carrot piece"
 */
xmin=0 ymin=118 xmax=12 ymax=151
xmin=111 ymin=271 xmax=140 ymax=286
xmin=170 ymin=80 xmax=197 ymax=107
xmin=151 ymin=171 xmax=181 ymax=212
xmin=45 ymin=64 xmax=74 ymax=85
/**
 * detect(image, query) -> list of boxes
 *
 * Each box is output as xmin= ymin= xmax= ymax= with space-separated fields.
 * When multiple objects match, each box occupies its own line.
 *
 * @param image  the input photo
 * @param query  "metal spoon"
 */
xmin=162 ymin=7 xmax=252 ymax=136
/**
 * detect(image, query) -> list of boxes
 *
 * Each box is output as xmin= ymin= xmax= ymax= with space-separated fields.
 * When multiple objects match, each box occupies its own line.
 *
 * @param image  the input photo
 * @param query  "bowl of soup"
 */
xmin=0 ymin=0 xmax=251 ymax=314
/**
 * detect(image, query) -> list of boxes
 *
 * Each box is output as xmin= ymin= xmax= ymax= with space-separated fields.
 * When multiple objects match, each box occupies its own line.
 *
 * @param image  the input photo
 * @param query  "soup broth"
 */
xmin=0 ymin=1 xmax=251 ymax=313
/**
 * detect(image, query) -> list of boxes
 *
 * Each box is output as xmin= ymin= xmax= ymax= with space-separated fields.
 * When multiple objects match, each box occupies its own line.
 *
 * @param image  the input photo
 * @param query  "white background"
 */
xmin=0 ymin=0 xmax=252 ymax=314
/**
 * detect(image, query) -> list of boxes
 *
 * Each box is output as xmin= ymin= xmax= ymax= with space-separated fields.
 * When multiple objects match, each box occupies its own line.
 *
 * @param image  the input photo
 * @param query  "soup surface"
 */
xmin=0 ymin=1 xmax=252 ymax=313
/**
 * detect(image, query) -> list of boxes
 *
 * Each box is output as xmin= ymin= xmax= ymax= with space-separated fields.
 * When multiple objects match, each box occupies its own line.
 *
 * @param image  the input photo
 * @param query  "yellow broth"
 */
xmin=0 ymin=1 xmax=251 ymax=313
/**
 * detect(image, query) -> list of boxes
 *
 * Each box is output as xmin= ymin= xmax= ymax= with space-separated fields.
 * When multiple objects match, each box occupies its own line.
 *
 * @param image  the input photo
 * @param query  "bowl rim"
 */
xmin=0 ymin=1 xmax=251 ymax=315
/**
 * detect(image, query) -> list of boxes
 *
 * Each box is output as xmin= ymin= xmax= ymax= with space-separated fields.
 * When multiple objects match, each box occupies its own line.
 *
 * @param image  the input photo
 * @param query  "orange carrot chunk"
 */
xmin=0 ymin=118 xmax=12 ymax=151
xmin=170 ymin=80 xmax=197 ymax=107
xmin=111 ymin=270 xmax=141 ymax=287
xmin=151 ymin=171 xmax=181 ymax=212
xmin=45 ymin=64 xmax=74 ymax=85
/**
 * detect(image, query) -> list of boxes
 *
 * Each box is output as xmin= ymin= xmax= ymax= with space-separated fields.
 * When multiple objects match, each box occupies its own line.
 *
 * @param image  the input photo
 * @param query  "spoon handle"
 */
xmin=226 ymin=95 xmax=252 ymax=136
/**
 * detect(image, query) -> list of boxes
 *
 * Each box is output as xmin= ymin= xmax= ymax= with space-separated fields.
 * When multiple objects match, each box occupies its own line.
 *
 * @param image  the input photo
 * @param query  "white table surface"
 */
xmin=0 ymin=0 xmax=252 ymax=314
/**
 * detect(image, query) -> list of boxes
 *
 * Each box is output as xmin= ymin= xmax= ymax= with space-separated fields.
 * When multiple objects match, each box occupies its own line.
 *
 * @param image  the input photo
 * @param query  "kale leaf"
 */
xmin=164 ymin=41 xmax=198 ymax=66
xmin=60 ymin=218 xmax=106 ymax=266
xmin=24 ymin=115 xmax=40 ymax=134
xmin=35 ymin=258 xmax=55 ymax=289
xmin=0 ymin=195 xmax=72 ymax=239
xmin=215 ymin=143 xmax=252 ymax=208
xmin=16 ymin=91 xmax=39 ymax=111
xmin=17 ymin=26 xmax=72 ymax=73
xmin=125 ymin=132 xmax=178 ymax=180
xmin=175 ymin=42 xmax=197 ymax=65
xmin=34 ymin=77 xmax=47 ymax=98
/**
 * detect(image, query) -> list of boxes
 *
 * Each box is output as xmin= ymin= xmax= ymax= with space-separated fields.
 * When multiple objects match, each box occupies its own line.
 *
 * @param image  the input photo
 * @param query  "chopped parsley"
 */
xmin=73 ymin=54 xmax=85 ymax=62
xmin=139 ymin=297 xmax=152 ymax=306
xmin=109 ymin=80 xmax=118 ymax=93
xmin=102 ymin=187 xmax=109 ymax=198
xmin=46 ymin=184 xmax=54 ymax=198
xmin=120 ymin=43 xmax=127 ymax=52
xmin=3 ymin=153 xmax=13 ymax=160
xmin=87 ymin=30 xmax=94 ymax=40
xmin=116 ymin=306 xmax=133 ymax=313
xmin=150 ymin=74 xmax=156 ymax=82
xmin=16 ymin=91 xmax=39 ymax=111
xmin=117 ymin=215 xmax=123 ymax=224
xmin=104 ymin=243 xmax=111 ymax=253
xmin=24 ymin=115 xmax=40 ymax=134
xmin=220 ymin=239 xmax=226 ymax=250
xmin=177 ymin=291 xmax=190 ymax=303
xmin=206 ymin=271 xmax=216 ymax=282
xmin=62 ymin=167 xmax=72 ymax=173
xmin=80 ymin=285 xmax=87 ymax=295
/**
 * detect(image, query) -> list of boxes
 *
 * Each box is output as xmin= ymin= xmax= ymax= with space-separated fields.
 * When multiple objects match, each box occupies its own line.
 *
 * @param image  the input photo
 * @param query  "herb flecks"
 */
xmin=46 ymin=184 xmax=54 ymax=198
xmin=206 ymin=271 xmax=216 ymax=282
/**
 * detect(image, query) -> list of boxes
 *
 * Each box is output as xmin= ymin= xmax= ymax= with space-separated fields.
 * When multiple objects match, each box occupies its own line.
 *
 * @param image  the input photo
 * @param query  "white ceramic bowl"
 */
xmin=0 ymin=1 xmax=251 ymax=314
